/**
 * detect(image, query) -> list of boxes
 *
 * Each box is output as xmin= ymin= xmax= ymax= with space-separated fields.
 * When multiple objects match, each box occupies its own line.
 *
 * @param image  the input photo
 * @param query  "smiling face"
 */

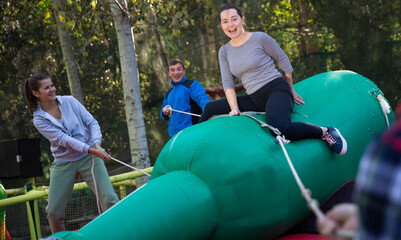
xmin=220 ymin=8 xmax=245 ymax=40
xmin=32 ymin=78 xmax=57 ymax=103
xmin=168 ymin=63 xmax=186 ymax=83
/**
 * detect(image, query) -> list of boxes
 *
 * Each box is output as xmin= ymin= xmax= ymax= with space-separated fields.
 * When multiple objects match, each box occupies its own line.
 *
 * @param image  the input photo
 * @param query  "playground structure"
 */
xmin=0 ymin=168 xmax=152 ymax=240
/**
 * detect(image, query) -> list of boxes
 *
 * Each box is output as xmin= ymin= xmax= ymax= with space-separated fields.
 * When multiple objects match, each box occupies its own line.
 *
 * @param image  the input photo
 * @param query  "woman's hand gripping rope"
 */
xmin=89 ymin=144 xmax=111 ymax=160
xmin=90 ymin=145 xmax=150 ymax=177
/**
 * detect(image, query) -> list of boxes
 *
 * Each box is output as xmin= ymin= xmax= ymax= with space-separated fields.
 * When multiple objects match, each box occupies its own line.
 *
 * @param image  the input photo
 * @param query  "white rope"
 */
xmin=91 ymin=154 xmax=151 ymax=215
xmin=276 ymin=136 xmax=356 ymax=239
xmin=210 ymin=112 xmax=292 ymax=143
xmin=91 ymin=155 xmax=102 ymax=215
xmin=110 ymin=157 xmax=151 ymax=177
xmin=165 ymin=106 xmax=201 ymax=117
xmin=376 ymin=93 xmax=391 ymax=129
xmin=237 ymin=112 xmax=356 ymax=239
xmin=239 ymin=113 xmax=283 ymax=137
xmin=276 ymin=136 xmax=324 ymax=217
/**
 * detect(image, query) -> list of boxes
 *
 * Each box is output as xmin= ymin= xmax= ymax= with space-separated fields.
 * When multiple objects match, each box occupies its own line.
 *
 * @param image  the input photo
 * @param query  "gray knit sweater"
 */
xmin=218 ymin=31 xmax=293 ymax=95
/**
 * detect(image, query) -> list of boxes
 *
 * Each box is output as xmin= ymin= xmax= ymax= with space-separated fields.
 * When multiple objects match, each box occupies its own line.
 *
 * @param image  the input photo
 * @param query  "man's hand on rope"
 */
xmin=162 ymin=105 xmax=172 ymax=117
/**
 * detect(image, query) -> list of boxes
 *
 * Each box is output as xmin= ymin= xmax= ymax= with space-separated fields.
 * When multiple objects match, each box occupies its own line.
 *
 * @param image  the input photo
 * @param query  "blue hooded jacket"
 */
xmin=161 ymin=76 xmax=210 ymax=137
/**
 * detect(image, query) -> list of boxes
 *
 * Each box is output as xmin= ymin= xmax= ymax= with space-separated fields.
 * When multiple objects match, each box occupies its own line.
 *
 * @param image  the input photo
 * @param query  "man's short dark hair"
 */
xmin=168 ymin=59 xmax=185 ymax=70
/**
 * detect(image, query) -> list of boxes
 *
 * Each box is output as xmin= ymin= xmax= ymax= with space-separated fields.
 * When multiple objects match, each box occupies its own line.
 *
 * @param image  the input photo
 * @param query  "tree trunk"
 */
xmin=52 ymin=0 xmax=84 ymax=103
xmin=297 ymin=0 xmax=318 ymax=57
xmin=257 ymin=0 xmax=265 ymax=30
xmin=205 ymin=19 xmax=218 ymax=71
xmin=145 ymin=7 xmax=170 ymax=91
xmin=147 ymin=11 xmax=168 ymax=73
xmin=198 ymin=27 xmax=210 ymax=87
xmin=109 ymin=0 xmax=151 ymax=186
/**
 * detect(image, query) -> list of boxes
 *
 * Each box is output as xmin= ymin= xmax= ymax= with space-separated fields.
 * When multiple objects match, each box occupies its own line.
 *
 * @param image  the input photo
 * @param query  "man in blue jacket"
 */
xmin=161 ymin=59 xmax=210 ymax=137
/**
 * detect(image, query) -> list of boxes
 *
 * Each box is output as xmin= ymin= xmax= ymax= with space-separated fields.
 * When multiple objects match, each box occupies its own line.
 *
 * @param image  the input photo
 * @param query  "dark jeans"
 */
xmin=198 ymin=78 xmax=323 ymax=141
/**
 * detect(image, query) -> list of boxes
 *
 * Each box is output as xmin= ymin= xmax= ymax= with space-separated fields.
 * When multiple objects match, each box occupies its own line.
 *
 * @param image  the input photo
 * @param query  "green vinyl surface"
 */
xmin=52 ymin=71 xmax=394 ymax=240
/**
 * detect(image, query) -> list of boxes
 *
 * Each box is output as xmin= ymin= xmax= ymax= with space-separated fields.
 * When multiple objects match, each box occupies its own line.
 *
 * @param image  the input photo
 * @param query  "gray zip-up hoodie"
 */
xmin=33 ymin=96 xmax=102 ymax=162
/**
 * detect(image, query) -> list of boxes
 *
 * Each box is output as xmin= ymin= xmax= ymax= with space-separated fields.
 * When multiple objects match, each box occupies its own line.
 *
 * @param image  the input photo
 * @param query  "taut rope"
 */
xmin=371 ymin=90 xmax=391 ymax=129
xmin=91 ymin=154 xmax=151 ymax=215
xmin=239 ymin=112 xmax=356 ymax=239
xmin=110 ymin=157 xmax=151 ymax=177
xmin=165 ymin=106 xmax=201 ymax=117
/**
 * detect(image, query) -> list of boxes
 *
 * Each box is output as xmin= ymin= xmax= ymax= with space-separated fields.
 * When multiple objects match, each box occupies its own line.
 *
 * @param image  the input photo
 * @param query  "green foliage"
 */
xmin=0 ymin=0 xmax=63 ymax=178
xmin=311 ymin=0 xmax=401 ymax=106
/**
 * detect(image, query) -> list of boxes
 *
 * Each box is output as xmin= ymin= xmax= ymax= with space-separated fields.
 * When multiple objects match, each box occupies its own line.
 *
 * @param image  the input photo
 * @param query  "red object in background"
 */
xmin=205 ymin=84 xmax=244 ymax=99
xmin=5 ymin=227 xmax=12 ymax=240
xmin=276 ymin=233 xmax=331 ymax=240
xmin=395 ymin=102 xmax=401 ymax=120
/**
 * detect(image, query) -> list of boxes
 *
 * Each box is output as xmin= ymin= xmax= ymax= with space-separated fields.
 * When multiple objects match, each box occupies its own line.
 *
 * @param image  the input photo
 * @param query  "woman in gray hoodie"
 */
xmin=24 ymin=74 xmax=119 ymax=234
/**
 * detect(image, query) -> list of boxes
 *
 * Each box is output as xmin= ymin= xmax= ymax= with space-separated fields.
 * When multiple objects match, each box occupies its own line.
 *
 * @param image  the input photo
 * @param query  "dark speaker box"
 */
xmin=0 ymin=138 xmax=43 ymax=178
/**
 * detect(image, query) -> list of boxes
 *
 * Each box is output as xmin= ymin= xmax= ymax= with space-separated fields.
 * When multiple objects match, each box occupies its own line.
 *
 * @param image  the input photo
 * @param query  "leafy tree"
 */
xmin=311 ymin=0 xmax=401 ymax=106
xmin=0 ymin=0 xmax=68 ymax=178
xmin=1 ymin=0 xmax=400 ymax=184
xmin=110 ymin=0 xmax=151 ymax=186
xmin=52 ymin=0 xmax=84 ymax=103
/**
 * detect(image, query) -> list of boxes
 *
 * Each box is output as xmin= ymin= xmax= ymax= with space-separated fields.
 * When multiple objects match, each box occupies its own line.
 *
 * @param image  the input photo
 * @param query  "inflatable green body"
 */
xmin=52 ymin=71 xmax=393 ymax=240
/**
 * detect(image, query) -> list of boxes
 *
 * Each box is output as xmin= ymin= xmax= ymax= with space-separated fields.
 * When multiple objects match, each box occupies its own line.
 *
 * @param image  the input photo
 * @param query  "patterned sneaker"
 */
xmin=322 ymin=127 xmax=347 ymax=155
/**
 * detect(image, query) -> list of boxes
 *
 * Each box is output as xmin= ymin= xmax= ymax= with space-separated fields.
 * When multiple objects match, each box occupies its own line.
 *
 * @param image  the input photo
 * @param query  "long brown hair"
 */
xmin=23 ymin=74 xmax=49 ymax=114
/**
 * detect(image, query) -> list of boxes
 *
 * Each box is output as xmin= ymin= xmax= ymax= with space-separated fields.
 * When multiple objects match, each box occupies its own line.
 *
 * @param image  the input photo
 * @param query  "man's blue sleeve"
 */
xmin=189 ymin=81 xmax=210 ymax=110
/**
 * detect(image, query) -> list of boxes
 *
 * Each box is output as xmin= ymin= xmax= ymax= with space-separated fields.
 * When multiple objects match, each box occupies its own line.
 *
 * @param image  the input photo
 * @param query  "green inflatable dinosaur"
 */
xmin=51 ymin=71 xmax=393 ymax=240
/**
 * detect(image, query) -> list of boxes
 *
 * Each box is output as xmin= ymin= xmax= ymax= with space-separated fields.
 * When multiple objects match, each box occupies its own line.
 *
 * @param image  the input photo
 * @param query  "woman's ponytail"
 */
xmin=23 ymin=74 xmax=49 ymax=114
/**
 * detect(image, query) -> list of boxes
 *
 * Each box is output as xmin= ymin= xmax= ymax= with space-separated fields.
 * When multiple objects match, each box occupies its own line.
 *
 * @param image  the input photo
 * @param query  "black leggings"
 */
xmin=198 ymin=78 xmax=323 ymax=141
